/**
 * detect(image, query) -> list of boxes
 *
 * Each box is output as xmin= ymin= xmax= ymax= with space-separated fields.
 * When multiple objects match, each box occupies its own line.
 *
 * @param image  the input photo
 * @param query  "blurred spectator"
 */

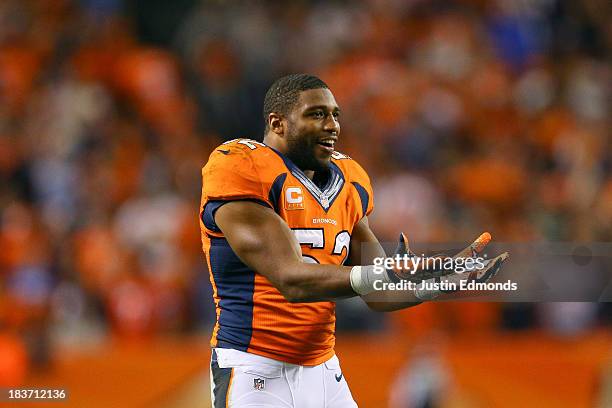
xmin=389 ymin=336 xmax=453 ymax=408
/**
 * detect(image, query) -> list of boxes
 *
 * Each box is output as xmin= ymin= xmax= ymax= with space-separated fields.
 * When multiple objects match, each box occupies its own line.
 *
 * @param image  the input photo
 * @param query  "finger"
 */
xmin=454 ymin=232 xmax=492 ymax=258
xmin=401 ymin=232 xmax=410 ymax=254
xmin=471 ymin=232 xmax=492 ymax=254
xmin=472 ymin=251 xmax=509 ymax=282
xmin=395 ymin=232 xmax=409 ymax=255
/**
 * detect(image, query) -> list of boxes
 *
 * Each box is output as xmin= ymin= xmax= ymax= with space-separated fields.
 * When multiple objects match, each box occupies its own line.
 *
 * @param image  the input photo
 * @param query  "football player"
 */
xmin=200 ymin=74 xmax=508 ymax=407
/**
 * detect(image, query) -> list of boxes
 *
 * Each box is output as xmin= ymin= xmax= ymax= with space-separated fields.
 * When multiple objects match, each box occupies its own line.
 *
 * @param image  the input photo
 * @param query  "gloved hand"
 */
xmin=387 ymin=232 xmax=495 ymax=284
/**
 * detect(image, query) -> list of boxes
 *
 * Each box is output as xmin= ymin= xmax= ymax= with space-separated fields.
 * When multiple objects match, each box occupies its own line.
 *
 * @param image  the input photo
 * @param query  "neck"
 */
xmin=264 ymin=133 xmax=315 ymax=180
xmin=263 ymin=132 xmax=283 ymax=154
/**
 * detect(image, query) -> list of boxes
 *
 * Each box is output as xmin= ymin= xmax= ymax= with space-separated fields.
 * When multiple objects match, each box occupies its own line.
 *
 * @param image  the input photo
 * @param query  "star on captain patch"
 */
xmin=254 ymin=378 xmax=265 ymax=390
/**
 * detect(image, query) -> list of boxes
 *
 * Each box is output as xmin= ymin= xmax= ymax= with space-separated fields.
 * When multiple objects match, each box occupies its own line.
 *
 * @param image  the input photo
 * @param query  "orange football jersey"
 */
xmin=200 ymin=138 xmax=374 ymax=366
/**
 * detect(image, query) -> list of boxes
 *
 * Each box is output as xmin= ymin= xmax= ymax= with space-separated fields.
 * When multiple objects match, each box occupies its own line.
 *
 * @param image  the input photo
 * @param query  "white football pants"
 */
xmin=210 ymin=348 xmax=358 ymax=407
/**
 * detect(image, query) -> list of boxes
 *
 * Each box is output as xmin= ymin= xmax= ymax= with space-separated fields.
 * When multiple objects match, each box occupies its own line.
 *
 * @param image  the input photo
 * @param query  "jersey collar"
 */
xmin=267 ymin=146 xmax=345 ymax=212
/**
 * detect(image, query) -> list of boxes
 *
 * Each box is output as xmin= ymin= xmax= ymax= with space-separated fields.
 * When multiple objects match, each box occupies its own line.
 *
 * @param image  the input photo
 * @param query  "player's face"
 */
xmin=284 ymin=88 xmax=340 ymax=172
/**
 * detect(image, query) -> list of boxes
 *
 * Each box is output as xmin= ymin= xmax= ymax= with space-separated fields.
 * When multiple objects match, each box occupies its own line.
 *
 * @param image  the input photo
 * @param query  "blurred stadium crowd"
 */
xmin=0 ymin=0 xmax=610 ymax=379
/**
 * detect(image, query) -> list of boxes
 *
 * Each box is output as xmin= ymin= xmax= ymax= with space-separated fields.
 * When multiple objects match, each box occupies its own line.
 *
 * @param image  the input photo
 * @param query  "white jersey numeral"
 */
xmin=332 ymin=231 xmax=351 ymax=257
xmin=292 ymin=229 xmax=351 ymax=264
xmin=223 ymin=138 xmax=266 ymax=150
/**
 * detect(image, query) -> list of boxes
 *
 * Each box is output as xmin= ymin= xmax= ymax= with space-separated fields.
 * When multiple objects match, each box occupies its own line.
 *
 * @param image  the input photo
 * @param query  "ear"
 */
xmin=268 ymin=113 xmax=284 ymax=136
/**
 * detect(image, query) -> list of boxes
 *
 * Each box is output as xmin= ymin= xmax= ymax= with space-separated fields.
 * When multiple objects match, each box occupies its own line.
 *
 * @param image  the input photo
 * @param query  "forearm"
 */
xmin=226 ymin=230 xmax=356 ymax=302
xmin=278 ymin=262 xmax=355 ymax=302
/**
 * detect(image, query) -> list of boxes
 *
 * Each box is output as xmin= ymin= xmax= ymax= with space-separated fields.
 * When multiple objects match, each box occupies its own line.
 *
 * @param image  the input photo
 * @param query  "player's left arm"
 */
xmin=348 ymin=217 xmax=509 ymax=311
xmin=348 ymin=216 xmax=423 ymax=312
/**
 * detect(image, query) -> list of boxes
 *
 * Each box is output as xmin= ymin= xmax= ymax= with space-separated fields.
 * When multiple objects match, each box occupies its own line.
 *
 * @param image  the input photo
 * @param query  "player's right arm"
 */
xmin=214 ymin=201 xmax=356 ymax=302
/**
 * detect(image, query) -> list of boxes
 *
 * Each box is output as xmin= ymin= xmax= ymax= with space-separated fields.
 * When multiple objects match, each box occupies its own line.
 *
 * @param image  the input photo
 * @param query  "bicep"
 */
xmin=214 ymin=201 xmax=303 ymax=286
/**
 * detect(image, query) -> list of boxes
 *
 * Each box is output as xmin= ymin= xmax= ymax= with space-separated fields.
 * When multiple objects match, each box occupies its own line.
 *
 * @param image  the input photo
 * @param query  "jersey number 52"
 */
xmin=292 ymin=229 xmax=351 ymax=264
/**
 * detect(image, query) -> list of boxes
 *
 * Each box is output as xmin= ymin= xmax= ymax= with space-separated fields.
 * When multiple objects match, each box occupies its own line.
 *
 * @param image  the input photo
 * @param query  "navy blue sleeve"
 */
xmin=201 ymin=199 xmax=271 ymax=233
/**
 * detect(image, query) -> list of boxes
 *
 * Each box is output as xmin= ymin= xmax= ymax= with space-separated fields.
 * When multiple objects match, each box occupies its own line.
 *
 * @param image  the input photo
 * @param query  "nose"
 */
xmin=323 ymin=113 xmax=339 ymax=134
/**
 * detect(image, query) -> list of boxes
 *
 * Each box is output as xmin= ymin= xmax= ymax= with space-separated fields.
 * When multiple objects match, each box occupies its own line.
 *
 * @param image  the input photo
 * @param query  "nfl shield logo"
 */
xmin=253 ymin=378 xmax=265 ymax=390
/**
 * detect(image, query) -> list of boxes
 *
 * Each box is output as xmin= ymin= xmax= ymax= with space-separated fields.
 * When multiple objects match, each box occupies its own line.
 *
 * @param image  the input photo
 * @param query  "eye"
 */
xmin=310 ymin=110 xmax=324 ymax=118
xmin=332 ymin=111 xmax=340 ymax=118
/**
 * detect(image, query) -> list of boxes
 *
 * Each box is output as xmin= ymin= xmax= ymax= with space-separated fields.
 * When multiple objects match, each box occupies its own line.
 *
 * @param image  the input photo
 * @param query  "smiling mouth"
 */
xmin=317 ymin=140 xmax=335 ymax=150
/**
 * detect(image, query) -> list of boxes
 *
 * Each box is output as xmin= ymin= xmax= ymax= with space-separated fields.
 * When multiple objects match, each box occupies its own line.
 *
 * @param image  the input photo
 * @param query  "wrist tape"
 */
xmin=350 ymin=265 xmax=453 ymax=301
xmin=350 ymin=265 xmax=403 ymax=296
xmin=349 ymin=265 xmax=377 ymax=295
